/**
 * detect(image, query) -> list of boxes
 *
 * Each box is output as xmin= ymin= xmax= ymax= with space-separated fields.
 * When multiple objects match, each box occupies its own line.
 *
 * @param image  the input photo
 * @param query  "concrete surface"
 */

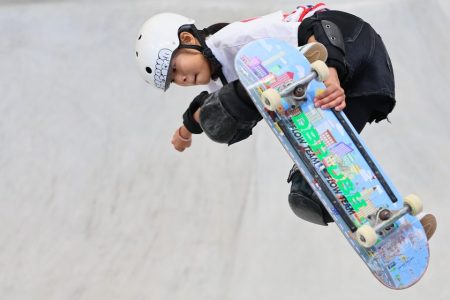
xmin=0 ymin=0 xmax=449 ymax=299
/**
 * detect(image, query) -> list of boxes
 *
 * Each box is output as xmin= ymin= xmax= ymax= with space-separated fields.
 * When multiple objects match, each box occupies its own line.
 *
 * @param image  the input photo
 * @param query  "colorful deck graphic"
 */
xmin=235 ymin=38 xmax=429 ymax=289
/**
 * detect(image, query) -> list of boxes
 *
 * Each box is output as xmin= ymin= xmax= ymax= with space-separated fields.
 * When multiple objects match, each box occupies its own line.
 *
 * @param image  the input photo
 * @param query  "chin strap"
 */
xmin=202 ymin=47 xmax=228 ymax=84
xmin=177 ymin=25 xmax=228 ymax=85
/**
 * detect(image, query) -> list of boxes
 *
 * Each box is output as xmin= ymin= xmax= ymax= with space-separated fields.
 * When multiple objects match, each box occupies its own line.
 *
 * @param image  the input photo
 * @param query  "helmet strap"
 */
xmin=177 ymin=25 xmax=228 ymax=85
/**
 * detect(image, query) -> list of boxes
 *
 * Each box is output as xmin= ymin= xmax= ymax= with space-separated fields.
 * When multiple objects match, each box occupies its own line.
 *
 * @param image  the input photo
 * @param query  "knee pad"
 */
xmin=199 ymin=91 xmax=238 ymax=144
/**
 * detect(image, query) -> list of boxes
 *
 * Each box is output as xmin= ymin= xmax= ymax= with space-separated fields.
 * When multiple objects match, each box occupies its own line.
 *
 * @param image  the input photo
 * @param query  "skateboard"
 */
xmin=234 ymin=38 xmax=429 ymax=289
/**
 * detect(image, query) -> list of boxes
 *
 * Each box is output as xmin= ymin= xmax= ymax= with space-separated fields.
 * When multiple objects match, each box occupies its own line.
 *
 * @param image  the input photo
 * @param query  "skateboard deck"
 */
xmin=234 ymin=38 xmax=429 ymax=289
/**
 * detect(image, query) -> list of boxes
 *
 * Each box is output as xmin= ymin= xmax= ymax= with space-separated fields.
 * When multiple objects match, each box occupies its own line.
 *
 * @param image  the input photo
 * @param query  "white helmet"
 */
xmin=135 ymin=13 xmax=195 ymax=91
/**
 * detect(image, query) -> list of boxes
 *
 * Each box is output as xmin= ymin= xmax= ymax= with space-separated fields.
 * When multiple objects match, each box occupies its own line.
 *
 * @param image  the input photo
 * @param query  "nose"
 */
xmin=175 ymin=73 xmax=188 ymax=84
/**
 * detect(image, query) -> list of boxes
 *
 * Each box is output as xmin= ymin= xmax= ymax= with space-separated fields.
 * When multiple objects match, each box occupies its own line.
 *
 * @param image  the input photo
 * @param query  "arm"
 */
xmin=170 ymin=109 xmax=201 ymax=152
xmin=307 ymin=35 xmax=346 ymax=111
xmin=172 ymin=81 xmax=261 ymax=151
xmin=171 ymin=91 xmax=208 ymax=152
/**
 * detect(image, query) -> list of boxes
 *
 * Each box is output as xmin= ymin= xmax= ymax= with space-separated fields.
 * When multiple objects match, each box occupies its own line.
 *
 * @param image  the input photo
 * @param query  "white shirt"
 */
xmin=205 ymin=11 xmax=300 ymax=91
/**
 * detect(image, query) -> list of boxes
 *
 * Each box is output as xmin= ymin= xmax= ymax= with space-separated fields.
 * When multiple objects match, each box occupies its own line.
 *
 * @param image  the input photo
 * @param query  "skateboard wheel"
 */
xmin=260 ymin=88 xmax=282 ymax=111
xmin=356 ymin=224 xmax=378 ymax=248
xmin=404 ymin=194 xmax=423 ymax=216
xmin=311 ymin=61 xmax=329 ymax=82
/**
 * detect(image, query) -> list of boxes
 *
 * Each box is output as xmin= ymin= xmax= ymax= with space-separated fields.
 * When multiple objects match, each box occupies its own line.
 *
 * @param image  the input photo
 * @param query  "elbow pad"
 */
xmin=199 ymin=90 xmax=239 ymax=144
xmin=199 ymin=83 xmax=259 ymax=145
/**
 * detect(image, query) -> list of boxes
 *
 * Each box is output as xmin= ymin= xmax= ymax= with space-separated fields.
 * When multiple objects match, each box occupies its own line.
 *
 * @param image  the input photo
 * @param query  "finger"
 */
xmin=335 ymin=100 xmax=347 ymax=111
xmin=315 ymin=86 xmax=342 ymax=104
xmin=320 ymin=96 xmax=346 ymax=109
xmin=317 ymin=86 xmax=344 ymax=102
xmin=178 ymin=141 xmax=191 ymax=151
xmin=172 ymin=140 xmax=183 ymax=152
xmin=315 ymin=87 xmax=334 ymax=101
xmin=315 ymin=90 xmax=342 ymax=107
xmin=321 ymin=96 xmax=344 ymax=109
xmin=171 ymin=135 xmax=178 ymax=146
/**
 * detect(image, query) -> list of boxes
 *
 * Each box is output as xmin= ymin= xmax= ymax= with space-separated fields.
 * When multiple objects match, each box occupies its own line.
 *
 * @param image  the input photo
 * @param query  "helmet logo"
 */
xmin=154 ymin=48 xmax=172 ymax=89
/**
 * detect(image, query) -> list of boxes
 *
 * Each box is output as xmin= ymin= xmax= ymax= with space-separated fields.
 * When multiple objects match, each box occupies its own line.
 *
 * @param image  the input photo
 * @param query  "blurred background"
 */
xmin=0 ymin=0 xmax=449 ymax=299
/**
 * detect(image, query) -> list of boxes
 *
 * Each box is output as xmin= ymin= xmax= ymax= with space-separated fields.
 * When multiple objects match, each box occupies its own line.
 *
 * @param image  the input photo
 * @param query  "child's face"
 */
xmin=171 ymin=32 xmax=211 ymax=86
xmin=170 ymin=32 xmax=212 ymax=86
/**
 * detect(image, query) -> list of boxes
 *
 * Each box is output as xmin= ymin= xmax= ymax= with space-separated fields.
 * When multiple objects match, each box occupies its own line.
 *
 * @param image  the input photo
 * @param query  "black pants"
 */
xmin=344 ymin=94 xmax=395 ymax=133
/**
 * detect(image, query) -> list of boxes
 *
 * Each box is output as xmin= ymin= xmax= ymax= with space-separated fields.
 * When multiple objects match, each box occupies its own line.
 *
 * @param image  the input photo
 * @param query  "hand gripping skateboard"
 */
xmin=234 ymin=38 xmax=429 ymax=289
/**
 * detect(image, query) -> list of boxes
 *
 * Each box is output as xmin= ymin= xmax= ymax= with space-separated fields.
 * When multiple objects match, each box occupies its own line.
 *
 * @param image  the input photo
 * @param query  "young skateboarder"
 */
xmin=135 ymin=4 xmax=437 ymax=239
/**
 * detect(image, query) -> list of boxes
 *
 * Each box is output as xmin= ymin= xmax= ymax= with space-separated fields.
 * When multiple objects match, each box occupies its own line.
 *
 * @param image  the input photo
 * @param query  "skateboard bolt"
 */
xmin=379 ymin=209 xmax=392 ymax=221
xmin=293 ymin=86 xmax=305 ymax=97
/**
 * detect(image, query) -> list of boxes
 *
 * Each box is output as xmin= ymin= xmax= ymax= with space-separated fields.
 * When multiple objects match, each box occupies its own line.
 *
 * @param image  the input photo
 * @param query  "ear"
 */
xmin=179 ymin=32 xmax=199 ymax=45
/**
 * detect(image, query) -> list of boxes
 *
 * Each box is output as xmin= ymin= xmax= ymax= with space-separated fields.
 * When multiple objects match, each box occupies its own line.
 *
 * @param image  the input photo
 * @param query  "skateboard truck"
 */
xmin=260 ymin=60 xmax=329 ymax=111
xmin=356 ymin=194 xmax=423 ymax=248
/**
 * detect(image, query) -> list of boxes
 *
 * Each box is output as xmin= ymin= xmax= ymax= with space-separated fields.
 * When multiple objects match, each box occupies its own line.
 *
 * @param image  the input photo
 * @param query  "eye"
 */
xmin=169 ymin=61 xmax=177 ymax=83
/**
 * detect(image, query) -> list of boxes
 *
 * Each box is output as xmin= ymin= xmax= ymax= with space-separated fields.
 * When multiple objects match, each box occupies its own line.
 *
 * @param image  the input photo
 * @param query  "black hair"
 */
xmin=199 ymin=23 xmax=230 ymax=39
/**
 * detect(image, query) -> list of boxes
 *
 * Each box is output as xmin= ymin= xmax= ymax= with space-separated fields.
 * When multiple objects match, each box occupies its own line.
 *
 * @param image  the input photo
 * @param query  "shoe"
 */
xmin=419 ymin=214 xmax=437 ymax=241
xmin=299 ymin=42 xmax=328 ymax=63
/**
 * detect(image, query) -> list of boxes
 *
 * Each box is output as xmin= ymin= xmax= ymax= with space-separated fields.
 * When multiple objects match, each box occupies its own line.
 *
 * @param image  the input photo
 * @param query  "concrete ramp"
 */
xmin=0 ymin=0 xmax=448 ymax=299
